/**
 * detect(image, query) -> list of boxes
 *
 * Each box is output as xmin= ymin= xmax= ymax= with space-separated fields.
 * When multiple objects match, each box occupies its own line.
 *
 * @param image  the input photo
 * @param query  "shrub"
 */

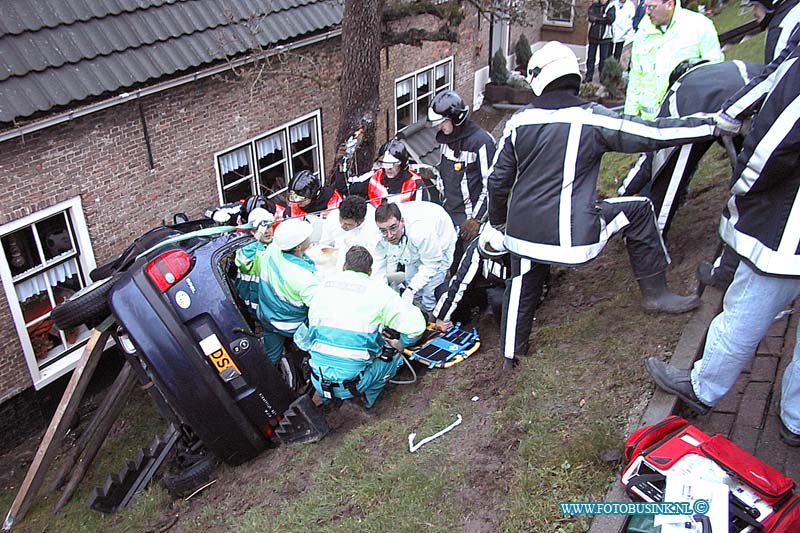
xmin=490 ymin=48 xmax=510 ymax=85
xmin=514 ymin=34 xmax=532 ymax=74
xmin=599 ymin=56 xmax=626 ymax=100
xmin=579 ymin=82 xmax=602 ymax=99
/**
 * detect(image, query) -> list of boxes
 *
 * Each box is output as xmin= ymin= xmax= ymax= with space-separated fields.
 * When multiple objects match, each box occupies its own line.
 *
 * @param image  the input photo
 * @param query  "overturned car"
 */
xmin=51 ymin=217 xmax=327 ymax=507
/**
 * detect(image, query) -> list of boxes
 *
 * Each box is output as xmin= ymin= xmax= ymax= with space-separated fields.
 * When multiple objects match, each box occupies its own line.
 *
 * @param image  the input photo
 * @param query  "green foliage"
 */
xmin=579 ymin=82 xmax=602 ymax=99
xmin=508 ymin=75 xmax=532 ymax=90
xmin=514 ymin=34 xmax=532 ymax=73
xmin=599 ymin=56 xmax=625 ymax=99
xmin=491 ymin=48 xmax=510 ymax=85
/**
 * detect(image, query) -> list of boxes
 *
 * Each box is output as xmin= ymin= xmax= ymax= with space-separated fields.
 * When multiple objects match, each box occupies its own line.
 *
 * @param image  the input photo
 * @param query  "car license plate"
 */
xmin=199 ymin=333 xmax=241 ymax=375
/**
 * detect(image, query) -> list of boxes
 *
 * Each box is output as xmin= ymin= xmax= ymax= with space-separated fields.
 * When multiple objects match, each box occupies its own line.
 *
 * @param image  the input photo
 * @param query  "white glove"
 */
xmin=212 ymin=210 xmax=231 ymax=224
xmin=714 ymin=111 xmax=742 ymax=136
xmin=479 ymin=224 xmax=506 ymax=254
xmin=401 ymin=287 xmax=415 ymax=304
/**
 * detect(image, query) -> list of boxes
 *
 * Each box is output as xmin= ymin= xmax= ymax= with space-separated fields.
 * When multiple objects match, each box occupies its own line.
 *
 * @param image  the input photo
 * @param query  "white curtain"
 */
xmin=256 ymin=134 xmax=283 ymax=158
xmin=396 ymin=79 xmax=412 ymax=98
xmin=219 ymin=147 xmax=249 ymax=175
xmin=16 ymin=257 xmax=78 ymax=304
xmin=417 ymin=71 xmax=429 ymax=89
xmin=290 ymin=122 xmax=311 ymax=144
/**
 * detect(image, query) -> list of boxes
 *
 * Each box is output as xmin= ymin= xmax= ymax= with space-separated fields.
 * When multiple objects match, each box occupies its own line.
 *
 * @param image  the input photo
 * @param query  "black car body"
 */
xmin=108 ymin=230 xmax=297 ymax=465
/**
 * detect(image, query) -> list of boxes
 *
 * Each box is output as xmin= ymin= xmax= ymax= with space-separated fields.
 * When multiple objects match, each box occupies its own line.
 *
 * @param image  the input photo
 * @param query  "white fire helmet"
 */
xmin=527 ymin=41 xmax=582 ymax=97
xmin=247 ymin=207 xmax=274 ymax=228
xmin=273 ymin=218 xmax=313 ymax=251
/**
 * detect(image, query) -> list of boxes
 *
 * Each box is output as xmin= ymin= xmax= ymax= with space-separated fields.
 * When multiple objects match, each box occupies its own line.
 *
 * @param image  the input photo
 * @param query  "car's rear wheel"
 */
xmin=163 ymin=455 xmax=217 ymax=498
xmin=51 ymin=275 xmax=119 ymax=330
xmin=277 ymin=356 xmax=298 ymax=391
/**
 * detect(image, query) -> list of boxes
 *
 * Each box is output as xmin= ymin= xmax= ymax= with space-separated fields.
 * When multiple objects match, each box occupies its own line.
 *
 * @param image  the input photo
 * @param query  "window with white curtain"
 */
xmin=545 ymin=0 xmax=574 ymax=26
xmin=0 ymin=197 xmax=97 ymax=389
xmin=394 ymin=58 xmax=454 ymax=133
xmin=215 ymin=111 xmax=324 ymax=204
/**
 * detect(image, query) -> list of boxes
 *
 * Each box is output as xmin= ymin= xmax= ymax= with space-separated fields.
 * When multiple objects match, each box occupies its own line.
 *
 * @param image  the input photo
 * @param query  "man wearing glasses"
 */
xmin=624 ymin=0 xmax=722 ymax=120
xmin=372 ymin=201 xmax=457 ymax=314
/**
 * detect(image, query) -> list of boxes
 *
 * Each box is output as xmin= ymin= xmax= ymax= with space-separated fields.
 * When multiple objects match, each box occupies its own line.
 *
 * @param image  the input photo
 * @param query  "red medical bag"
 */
xmin=621 ymin=416 xmax=800 ymax=532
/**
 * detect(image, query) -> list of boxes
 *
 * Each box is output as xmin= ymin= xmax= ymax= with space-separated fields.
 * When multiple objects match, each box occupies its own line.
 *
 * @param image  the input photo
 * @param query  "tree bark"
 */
xmin=333 ymin=0 xmax=382 ymax=178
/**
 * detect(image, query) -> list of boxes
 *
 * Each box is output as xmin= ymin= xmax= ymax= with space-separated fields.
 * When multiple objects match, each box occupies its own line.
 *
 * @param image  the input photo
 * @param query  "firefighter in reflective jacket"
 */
xmin=427 ymin=90 xmax=495 ymax=234
xmin=275 ymin=170 xmax=342 ymax=219
xmin=339 ymin=139 xmax=428 ymax=207
xmin=295 ymin=246 xmax=425 ymax=408
xmin=489 ymin=42 xmax=717 ymax=369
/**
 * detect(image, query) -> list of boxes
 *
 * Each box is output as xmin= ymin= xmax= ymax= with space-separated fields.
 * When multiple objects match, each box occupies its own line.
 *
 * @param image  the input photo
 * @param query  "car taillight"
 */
xmin=145 ymin=249 xmax=192 ymax=292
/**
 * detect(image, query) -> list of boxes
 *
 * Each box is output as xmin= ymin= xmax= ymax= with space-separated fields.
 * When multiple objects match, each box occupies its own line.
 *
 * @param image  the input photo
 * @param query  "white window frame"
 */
xmin=544 ymin=0 xmax=575 ymax=27
xmin=214 ymin=109 xmax=326 ymax=204
xmin=0 ymin=197 xmax=97 ymax=389
xmin=394 ymin=57 xmax=454 ymax=134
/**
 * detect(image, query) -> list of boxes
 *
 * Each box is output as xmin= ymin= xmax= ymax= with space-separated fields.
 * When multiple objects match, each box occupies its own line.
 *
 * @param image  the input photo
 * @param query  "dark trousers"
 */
xmin=597 ymin=198 xmax=670 ymax=279
xmin=613 ymin=42 xmax=624 ymax=61
xmin=586 ymin=41 xmax=613 ymax=82
xmin=635 ymin=137 xmax=743 ymax=237
xmin=500 ymin=257 xmax=550 ymax=360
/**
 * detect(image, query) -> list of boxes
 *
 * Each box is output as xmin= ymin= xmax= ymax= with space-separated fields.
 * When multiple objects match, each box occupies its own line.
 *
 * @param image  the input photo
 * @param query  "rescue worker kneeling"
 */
xmin=295 ymin=246 xmax=426 ymax=408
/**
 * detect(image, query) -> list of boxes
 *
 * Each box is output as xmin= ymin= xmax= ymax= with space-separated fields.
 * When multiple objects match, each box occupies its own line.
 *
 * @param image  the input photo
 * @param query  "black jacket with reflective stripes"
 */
xmin=719 ymin=42 xmax=800 ymax=276
xmin=487 ymin=89 xmax=715 ymax=266
xmin=436 ymin=119 xmax=495 ymax=227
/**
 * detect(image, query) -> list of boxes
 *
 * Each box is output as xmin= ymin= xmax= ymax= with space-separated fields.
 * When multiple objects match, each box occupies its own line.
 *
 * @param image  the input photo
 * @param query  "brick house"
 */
xmin=0 ymin=0 xmax=589 ymax=414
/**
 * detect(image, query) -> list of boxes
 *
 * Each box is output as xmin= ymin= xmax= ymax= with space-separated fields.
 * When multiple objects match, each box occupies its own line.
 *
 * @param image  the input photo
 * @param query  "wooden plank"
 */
xmin=47 ymin=361 xmax=133 ymax=496
xmin=53 ymin=362 xmax=137 ymax=514
xmin=3 ymin=317 xmax=114 ymax=531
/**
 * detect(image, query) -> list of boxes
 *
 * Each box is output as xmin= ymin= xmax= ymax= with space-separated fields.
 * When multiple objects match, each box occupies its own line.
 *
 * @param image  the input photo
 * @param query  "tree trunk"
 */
xmin=333 ymin=0 xmax=382 ymax=178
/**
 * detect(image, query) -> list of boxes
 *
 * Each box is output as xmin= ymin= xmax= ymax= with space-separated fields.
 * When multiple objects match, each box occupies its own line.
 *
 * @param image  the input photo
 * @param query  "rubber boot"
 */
xmin=637 ymin=273 xmax=701 ymax=314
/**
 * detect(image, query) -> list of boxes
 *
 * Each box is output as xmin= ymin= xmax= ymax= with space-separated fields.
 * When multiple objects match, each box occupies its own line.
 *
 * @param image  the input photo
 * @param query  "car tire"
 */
xmin=162 ymin=455 xmax=217 ymax=498
xmin=277 ymin=356 xmax=298 ymax=392
xmin=51 ymin=275 xmax=119 ymax=331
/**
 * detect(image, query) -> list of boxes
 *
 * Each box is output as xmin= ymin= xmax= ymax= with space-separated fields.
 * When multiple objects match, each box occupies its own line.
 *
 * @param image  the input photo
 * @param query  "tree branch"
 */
xmin=381 ymin=25 xmax=460 ymax=47
xmin=382 ymin=2 xmax=459 ymax=22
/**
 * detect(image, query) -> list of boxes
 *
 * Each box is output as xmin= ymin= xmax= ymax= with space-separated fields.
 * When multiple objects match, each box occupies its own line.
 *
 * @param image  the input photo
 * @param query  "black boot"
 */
xmin=638 ymin=273 xmax=700 ymax=314
xmin=644 ymin=357 xmax=711 ymax=415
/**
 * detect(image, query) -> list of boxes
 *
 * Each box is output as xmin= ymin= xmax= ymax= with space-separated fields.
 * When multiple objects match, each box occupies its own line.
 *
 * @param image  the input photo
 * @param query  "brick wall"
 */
xmin=0 ymin=10 xmax=498 ymax=402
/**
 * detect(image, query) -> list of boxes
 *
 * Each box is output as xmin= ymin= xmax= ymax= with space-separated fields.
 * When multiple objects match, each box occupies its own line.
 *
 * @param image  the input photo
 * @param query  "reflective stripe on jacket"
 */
xmin=252 ymin=243 xmax=318 ymax=332
xmin=296 ymin=270 xmax=425 ymax=364
xmin=488 ymin=90 xmax=715 ymax=265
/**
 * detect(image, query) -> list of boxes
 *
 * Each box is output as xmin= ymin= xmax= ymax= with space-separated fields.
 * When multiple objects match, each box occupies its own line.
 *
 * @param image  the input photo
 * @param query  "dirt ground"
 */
xmin=0 ymin=108 xmax=732 ymax=531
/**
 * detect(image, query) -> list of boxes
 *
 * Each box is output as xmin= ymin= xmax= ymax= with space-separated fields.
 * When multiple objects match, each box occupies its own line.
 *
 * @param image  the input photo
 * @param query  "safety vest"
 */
xmin=274 ymin=189 xmax=343 ymax=220
xmin=366 ymin=169 xmax=424 ymax=207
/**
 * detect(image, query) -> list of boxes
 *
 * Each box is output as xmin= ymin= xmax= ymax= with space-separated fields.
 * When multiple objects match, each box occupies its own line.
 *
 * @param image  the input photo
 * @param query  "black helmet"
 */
xmin=240 ymin=194 xmax=270 ymax=223
xmin=668 ymin=58 xmax=709 ymax=86
xmin=288 ymin=170 xmax=320 ymax=202
xmin=427 ymin=90 xmax=469 ymax=127
xmin=376 ymin=139 xmax=410 ymax=169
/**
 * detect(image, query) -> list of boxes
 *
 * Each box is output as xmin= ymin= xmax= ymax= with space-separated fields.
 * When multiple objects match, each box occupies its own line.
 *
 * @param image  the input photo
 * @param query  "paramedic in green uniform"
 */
xmin=295 ymin=246 xmax=425 ymax=407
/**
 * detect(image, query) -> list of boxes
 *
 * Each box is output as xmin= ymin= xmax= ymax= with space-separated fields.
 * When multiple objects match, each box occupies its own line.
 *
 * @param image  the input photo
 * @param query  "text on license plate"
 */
xmin=199 ymin=333 xmax=241 ymax=375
